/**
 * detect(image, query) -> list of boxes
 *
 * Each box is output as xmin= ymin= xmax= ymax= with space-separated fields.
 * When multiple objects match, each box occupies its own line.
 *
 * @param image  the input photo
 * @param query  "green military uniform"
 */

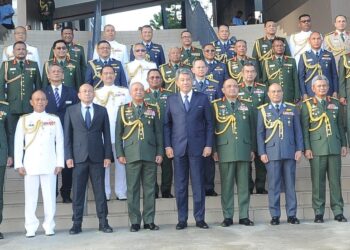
xmin=0 ymin=59 xmax=41 ymax=157
xmin=227 ymin=56 xmax=261 ymax=83
xmin=144 ymin=87 xmax=173 ymax=197
xmin=212 ymin=97 xmax=254 ymax=219
xmin=262 ymin=55 xmax=300 ymax=103
xmin=0 ymin=101 xmax=9 ymax=227
xmin=49 ymin=42 xmax=86 ymax=80
xmin=42 ymin=58 xmax=81 ymax=90
xmin=339 ymin=53 xmax=350 ymax=143
xmin=252 ymin=36 xmax=291 ymax=64
xmin=115 ymin=102 xmax=163 ymax=225
xmin=301 ymin=97 xmax=346 ymax=216
xmin=159 ymin=62 xmax=190 ymax=93
xmin=238 ymin=82 xmax=268 ymax=193
xmin=180 ymin=46 xmax=204 ymax=66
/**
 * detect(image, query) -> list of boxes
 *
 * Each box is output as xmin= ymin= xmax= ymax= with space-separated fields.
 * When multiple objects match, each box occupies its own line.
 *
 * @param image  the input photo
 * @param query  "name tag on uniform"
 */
xmin=283 ymin=111 xmax=294 ymax=116
xmin=65 ymin=100 xmax=72 ymax=104
xmin=307 ymin=59 xmax=313 ymax=62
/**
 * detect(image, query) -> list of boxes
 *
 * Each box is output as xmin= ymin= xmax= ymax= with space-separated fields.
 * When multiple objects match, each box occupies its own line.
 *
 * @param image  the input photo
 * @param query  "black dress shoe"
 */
xmin=314 ymin=214 xmax=324 ymax=223
xmin=130 ymin=224 xmax=140 ymax=232
xmin=69 ymin=224 xmax=82 ymax=235
xmin=205 ymin=190 xmax=218 ymax=196
xmin=287 ymin=216 xmax=300 ymax=224
xmin=116 ymin=197 xmax=127 ymax=201
xmin=221 ymin=218 xmax=233 ymax=227
xmin=0 ymin=232 xmax=3 ymax=239
xmin=99 ymin=224 xmax=113 ymax=233
xmin=144 ymin=223 xmax=159 ymax=230
xmin=239 ymin=218 xmax=254 ymax=226
xmin=162 ymin=192 xmax=174 ymax=198
xmin=176 ymin=221 xmax=187 ymax=230
xmin=270 ymin=217 xmax=280 ymax=225
xmin=256 ymin=189 xmax=268 ymax=194
xmin=62 ymin=197 xmax=72 ymax=203
xmin=196 ymin=220 xmax=209 ymax=229
xmin=334 ymin=214 xmax=347 ymax=222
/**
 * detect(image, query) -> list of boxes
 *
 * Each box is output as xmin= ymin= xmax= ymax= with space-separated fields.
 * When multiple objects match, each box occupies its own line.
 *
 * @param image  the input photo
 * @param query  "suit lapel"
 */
xmin=91 ymin=104 xmax=99 ymax=126
xmin=77 ymin=103 xmax=86 ymax=128
xmin=177 ymin=93 xmax=186 ymax=112
xmin=188 ymin=92 xmax=198 ymax=112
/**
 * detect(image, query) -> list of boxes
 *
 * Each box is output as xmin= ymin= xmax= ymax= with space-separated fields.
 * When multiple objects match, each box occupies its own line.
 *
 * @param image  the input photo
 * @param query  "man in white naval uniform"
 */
xmin=2 ymin=26 xmax=41 ymax=70
xmin=289 ymin=14 xmax=312 ymax=67
xmin=93 ymin=24 xmax=129 ymax=69
xmin=93 ymin=65 xmax=131 ymax=200
xmin=126 ymin=43 xmax=157 ymax=89
xmin=14 ymin=90 xmax=64 ymax=237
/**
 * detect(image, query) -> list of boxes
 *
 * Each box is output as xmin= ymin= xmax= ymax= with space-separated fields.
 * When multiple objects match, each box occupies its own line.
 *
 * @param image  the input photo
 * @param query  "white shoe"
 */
xmin=45 ymin=231 xmax=55 ymax=236
xmin=26 ymin=232 xmax=35 ymax=238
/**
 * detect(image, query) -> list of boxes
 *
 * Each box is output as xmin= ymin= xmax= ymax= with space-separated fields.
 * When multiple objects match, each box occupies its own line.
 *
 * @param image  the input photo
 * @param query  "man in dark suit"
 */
xmin=64 ymin=83 xmax=113 ymax=234
xmin=44 ymin=64 xmax=78 ymax=203
xmin=164 ymin=68 xmax=214 ymax=230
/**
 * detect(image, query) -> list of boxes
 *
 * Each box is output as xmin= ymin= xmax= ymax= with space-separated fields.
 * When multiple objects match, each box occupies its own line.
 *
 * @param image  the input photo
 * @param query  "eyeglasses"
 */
xmin=98 ymin=47 xmax=110 ymax=50
xmin=300 ymin=19 xmax=311 ymax=23
xmin=149 ymin=76 xmax=161 ymax=79
xmin=204 ymin=49 xmax=215 ymax=52
xmin=55 ymin=47 xmax=67 ymax=50
xmin=135 ymin=49 xmax=146 ymax=52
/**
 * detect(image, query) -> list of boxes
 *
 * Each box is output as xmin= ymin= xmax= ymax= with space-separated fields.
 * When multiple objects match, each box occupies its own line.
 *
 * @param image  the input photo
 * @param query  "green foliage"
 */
xmin=149 ymin=2 xmax=183 ymax=30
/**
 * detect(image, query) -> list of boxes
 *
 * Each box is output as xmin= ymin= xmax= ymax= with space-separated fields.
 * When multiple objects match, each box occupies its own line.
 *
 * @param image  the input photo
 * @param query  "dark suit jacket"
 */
xmin=64 ymin=103 xmax=113 ymax=163
xmin=164 ymin=91 xmax=214 ymax=157
xmin=44 ymin=85 xmax=79 ymax=125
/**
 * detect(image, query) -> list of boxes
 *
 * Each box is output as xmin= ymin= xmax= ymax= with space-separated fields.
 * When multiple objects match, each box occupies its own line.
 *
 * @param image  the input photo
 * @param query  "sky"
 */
xmin=104 ymin=0 xmax=212 ymax=31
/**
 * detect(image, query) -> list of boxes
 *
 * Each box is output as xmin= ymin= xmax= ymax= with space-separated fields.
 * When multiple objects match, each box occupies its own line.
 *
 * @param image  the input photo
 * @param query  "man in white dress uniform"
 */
xmin=94 ymin=65 xmax=131 ymax=200
xmin=14 ymin=90 xmax=64 ymax=237
xmin=126 ymin=43 xmax=157 ymax=89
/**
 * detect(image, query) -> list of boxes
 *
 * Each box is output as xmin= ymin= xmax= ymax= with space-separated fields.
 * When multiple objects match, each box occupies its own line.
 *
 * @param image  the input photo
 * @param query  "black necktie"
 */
xmin=104 ymin=60 xmax=108 ymax=65
xmin=275 ymin=104 xmax=280 ymax=113
xmin=199 ymin=81 xmax=204 ymax=89
xmin=85 ymin=106 xmax=91 ymax=129
xmin=341 ymin=32 xmax=345 ymax=42
xmin=315 ymin=51 xmax=319 ymax=59
xmin=247 ymin=86 xmax=252 ymax=92
xmin=231 ymin=102 xmax=235 ymax=111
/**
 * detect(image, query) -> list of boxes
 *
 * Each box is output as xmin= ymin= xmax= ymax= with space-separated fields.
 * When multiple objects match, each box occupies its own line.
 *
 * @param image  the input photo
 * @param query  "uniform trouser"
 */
xmin=24 ymin=174 xmax=56 ymax=234
xmin=60 ymin=165 xmax=72 ymax=198
xmin=125 ymin=160 xmax=157 ymax=224
xmin=41 ymin=18 xmax=54 ymax=30
xmin=105 ymin=144 xmax=127 ymax=199
xmin=204 ymin=156 xmax=216 ymax=191
xmin=249 ymin=154 xmax=267 ymax=191
xmin=7 ymin=113 xmax=22 ymax=158
xmin=0 ymin=166 xmax=5 ymax=225
xmin=310 ymin=155 xmax=344 ymax=216
xmin=155 ymin=155 xmax=173 ymax=196
xmin=266 ymin=160 xmax=297 ymax=218
xmin=174 ymin=155 xmax=205 ymax=222
xmin=72 ymin=160 xmax=108 ymax=225
xmin=220 ymin=161 xmax=250 ymax=219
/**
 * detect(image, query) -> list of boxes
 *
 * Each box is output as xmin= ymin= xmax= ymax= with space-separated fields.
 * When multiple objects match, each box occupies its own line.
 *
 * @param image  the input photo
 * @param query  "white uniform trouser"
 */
xmin=24 ymin=174 xmax=56 ymax=234
xmin=105 ymin=144 xmax=127 ymax=199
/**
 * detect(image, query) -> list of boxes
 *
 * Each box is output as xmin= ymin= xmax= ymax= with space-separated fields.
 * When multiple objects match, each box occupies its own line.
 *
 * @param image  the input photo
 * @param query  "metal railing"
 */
xmin=185 ymin=0 xmax=217 ymax=46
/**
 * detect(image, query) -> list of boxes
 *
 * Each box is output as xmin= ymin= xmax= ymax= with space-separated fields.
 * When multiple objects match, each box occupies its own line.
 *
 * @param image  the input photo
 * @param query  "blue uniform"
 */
xmin=206 ymin=60 xmax=229 ymax=90
xmin=85 ymin=58 xmax=127 ymax=88
xmin=298 ymin=49 xmax=338 ymax=97
xmin=257 ymin=102 xmax=304 ymax=218
xmin=212 ymin=39 xmax=236 ymax=63
xmin=130 ymin=42 xmax=165 ymax=67
xmin=193 ymin=79 xmax=222 ymax=102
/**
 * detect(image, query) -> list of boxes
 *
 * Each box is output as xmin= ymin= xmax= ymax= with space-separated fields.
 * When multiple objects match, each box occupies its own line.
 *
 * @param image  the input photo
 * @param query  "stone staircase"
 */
xmin=2 ymin=156 xmax=350 ymax=233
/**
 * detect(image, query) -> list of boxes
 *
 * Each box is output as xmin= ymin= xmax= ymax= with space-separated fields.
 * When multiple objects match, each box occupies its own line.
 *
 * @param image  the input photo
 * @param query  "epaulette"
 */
xmin=20 ymin=113 xmax=30 ymax=118
xmin=325 ymin=31 xmax=335 ymax=37
xmin=257 ymin=103 xmax=268 ymax=109
xmin=239 ymin=97 xmax=252 ymax=103
xmin=159 ymin=63 xmax=167 ymax=68
xmin=211 ymin=98 xmax=221 ymax=104
xmin=0 ymin=101 xmax=9 ymax=105
xmin=161 ymin=88 xmax=172 ymax=93
xmin=330 ymin=96 xmax=339 ymax=101
xmin=302 ymin=97 xmax=312 ymax=103
xmin=207 ymin=77 xmax=219 ymax=83
xmin=255 ymin=82 xmax=266 ymax=87
xmin=285 ymin=102 xmax=296 ymax=107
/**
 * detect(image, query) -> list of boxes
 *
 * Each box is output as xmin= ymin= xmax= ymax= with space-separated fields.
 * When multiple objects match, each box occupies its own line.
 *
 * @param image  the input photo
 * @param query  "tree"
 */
xmin=149 ymin=2 xmax=183 ymax=29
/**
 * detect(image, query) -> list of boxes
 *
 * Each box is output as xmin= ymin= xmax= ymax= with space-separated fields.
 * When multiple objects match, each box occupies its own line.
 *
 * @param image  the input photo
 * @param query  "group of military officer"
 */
xmin=1 ymin=13 xmax=350 ymax=238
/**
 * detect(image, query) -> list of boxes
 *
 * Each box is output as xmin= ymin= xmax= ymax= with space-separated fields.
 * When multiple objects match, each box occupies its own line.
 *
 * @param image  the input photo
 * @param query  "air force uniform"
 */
xmin=85 ymin=58 xmax=127 ymax=88
xmin=257 ymin=102 xmax=303 ymax=219
xmin=14 ymin=111 xmax=64 ymax=236
xmin=212 ymin=39 xmax=236 ymax=63
xmin=130 ymin=42 xmax=165 ymax=67
xmin=206 ymin=60 xmax=229 ymax=91
xmin=93 ymin=40 xmax=129 ymax=67
xmin=298 ymin=49 xmax=338 ymax=97
xmin=93 ymin=85 xmax=131 ymax=200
